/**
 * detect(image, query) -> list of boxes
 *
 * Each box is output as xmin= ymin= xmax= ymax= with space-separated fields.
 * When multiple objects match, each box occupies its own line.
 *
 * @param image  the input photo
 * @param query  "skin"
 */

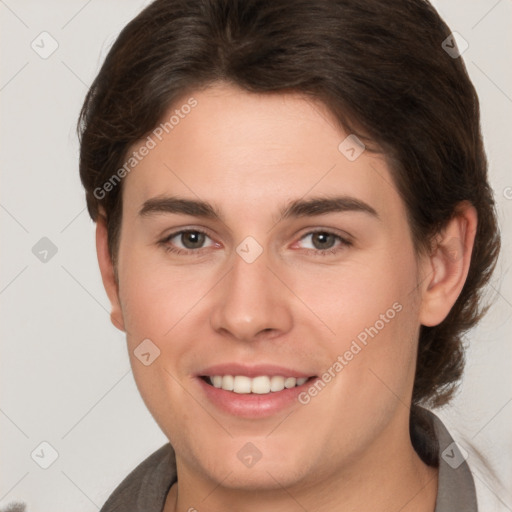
xmin=96 ymin=82 xmax=477 ymax=512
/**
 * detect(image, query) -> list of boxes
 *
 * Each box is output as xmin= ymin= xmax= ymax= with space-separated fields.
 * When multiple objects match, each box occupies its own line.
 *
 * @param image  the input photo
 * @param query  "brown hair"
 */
xmin=77 ymin=0 xmax=500 ymax=438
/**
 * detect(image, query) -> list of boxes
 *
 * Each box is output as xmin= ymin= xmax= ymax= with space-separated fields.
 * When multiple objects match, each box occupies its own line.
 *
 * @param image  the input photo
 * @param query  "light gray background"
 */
xmin=1 ymin=0 xmax=511 ymax=510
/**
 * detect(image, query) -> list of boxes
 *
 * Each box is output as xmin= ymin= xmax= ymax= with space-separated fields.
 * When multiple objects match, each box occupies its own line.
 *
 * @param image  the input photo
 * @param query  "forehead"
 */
xmin=121 ymin=83 xmax=402 ymax=224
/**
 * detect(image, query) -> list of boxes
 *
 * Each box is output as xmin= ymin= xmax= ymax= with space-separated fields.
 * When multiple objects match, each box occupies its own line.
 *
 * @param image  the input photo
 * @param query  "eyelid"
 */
xmin=161 ymin=224 xmax=215 ymax=239
xmin=296 ymin=226 xmax=353 ymax=243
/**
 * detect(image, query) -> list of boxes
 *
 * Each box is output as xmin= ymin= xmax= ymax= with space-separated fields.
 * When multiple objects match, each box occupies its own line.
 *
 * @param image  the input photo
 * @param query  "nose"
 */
xmin=209 ymin=246 xmax=293 ymax=343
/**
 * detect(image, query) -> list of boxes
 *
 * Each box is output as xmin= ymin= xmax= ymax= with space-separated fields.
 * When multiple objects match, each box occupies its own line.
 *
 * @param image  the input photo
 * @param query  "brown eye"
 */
xmin=179 ymin=231 xmax=206 ymax=249
xmin=310 ymin=232 xmax=337 ymax=250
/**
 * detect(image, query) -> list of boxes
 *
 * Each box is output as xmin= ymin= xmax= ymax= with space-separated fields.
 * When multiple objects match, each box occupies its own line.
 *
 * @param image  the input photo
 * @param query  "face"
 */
xmin=104 ymin=82 xmax=432 ymax=490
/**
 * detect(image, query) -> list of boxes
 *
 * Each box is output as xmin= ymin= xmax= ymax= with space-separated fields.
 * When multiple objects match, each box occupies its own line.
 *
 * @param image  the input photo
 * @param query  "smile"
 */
xmin=196 ymin=363 xmax=319 ymax=417
xmin=202 ymin=375 xmax=310 ymax=394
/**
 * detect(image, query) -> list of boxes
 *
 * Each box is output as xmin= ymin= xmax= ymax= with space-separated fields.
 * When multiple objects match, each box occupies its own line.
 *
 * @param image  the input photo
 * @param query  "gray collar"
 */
xmin=429 ymin=409 xmax=478 ymax=511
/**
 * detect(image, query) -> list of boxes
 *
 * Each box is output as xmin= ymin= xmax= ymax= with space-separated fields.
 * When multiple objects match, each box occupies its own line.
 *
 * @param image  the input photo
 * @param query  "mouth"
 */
xmin=200 ymin=374 xmax=315 ymax=394
xmin=195 ymin=363 xmax=318 ymax=417
xmin=196 ymin=366 xmax=319 ymax=418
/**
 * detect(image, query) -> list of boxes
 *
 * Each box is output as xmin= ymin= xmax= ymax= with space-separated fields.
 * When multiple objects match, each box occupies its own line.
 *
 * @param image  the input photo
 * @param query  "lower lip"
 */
xmin=197 ymin=377 xmax=317 ymax=418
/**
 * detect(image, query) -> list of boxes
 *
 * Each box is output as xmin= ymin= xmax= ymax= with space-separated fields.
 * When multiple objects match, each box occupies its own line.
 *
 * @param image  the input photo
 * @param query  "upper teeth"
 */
xmin=208 ymin=375 xmax=309 ymax=394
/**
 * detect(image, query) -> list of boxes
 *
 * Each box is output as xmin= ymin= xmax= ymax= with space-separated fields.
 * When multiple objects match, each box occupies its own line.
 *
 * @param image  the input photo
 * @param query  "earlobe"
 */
xmin=95 ymin=214 xmax=126 ymax=333
xmin=419 ymin=202 xmax=478 ymax=327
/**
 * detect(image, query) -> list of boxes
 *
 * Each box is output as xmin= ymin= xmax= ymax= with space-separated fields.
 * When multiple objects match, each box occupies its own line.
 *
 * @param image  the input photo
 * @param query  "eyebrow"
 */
xmin=138 ymin=195 xmax=380 ymax=222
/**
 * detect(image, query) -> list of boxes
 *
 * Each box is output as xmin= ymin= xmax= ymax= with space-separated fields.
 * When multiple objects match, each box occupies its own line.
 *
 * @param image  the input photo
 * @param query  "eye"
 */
xmin=159 ymin=229 xmax=216 ymax=256
xmin=158 ymin=228 xmax=352 ymax=257
xmin=295 ymin=230 xmax=352 ymax=256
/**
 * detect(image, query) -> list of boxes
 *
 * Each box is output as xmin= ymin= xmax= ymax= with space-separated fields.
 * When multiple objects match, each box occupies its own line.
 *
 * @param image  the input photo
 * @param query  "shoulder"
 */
xmin=100 ymin=442 xmax=177 ymax=512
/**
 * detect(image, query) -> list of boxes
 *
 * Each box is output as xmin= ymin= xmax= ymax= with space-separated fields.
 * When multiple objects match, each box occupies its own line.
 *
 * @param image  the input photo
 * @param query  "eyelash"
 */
xmin=158 ymin=228 xmax=352 ymax=257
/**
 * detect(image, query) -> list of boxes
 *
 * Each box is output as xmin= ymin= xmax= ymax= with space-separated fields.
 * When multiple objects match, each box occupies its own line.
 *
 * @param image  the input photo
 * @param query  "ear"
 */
xmin=418 ymin=201 xmax=478 ymax=327
xmin=96 ymin=212 xmax=126 ymax=332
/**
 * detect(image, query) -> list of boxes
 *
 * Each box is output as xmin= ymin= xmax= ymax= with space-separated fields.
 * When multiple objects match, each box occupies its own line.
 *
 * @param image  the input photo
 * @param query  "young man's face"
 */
xmin=99 ymin=82 xmax=439 ymax=492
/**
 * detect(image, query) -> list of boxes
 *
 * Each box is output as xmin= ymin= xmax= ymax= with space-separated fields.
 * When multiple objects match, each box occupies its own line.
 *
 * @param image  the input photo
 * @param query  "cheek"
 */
xmin=327 ymin=298 xmax=419 ymax=441
xmin=296 ymin=247 xmax=421 ymax=397
xmin=116 ymin=249 xmax=213 ymax=414
xmin=118 ymin=247 xmax=212 ymax=343
xmin=292 ymin=252 xmax=417 ymax=342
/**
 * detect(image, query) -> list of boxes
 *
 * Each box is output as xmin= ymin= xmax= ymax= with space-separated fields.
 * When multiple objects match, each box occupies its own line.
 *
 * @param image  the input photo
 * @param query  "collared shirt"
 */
xmin=99 ymin=407 xmax=478 ymax=511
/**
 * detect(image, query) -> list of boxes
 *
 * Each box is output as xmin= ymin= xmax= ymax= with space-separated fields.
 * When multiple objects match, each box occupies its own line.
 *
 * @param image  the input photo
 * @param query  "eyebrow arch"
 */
xmin=138 ymin=195 xmax=380 ymax=221
xmin=279 ymin=196 xmax=379 ymax=221
xmin=139 ymin=196 xmax=223 ymax=220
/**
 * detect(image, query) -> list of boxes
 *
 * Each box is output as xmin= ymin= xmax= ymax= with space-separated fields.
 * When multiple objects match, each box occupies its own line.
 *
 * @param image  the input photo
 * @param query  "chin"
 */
xmin=185 ymin=438 xmax=313 ymax=491
xmin=216 ymin=461 xmax=310 ymax=491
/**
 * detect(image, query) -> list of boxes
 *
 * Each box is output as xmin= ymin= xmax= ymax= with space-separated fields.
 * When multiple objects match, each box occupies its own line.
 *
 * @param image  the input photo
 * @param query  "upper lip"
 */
xmin=197 ymin=363 xmax=316 ymax=379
